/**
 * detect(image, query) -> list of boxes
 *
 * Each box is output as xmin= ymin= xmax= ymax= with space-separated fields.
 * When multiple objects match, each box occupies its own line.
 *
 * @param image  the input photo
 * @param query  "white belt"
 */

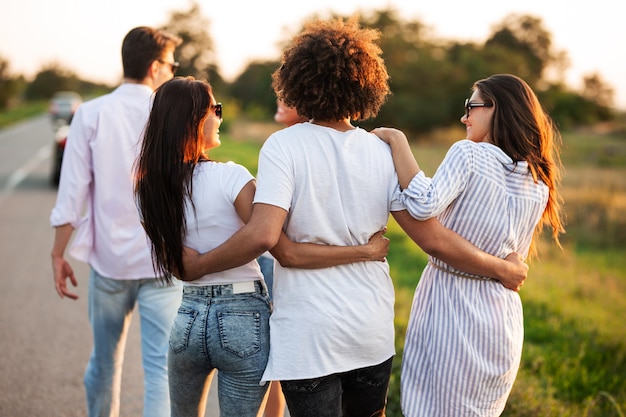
xmin=232 ymin=281 xmax=257 ymax=294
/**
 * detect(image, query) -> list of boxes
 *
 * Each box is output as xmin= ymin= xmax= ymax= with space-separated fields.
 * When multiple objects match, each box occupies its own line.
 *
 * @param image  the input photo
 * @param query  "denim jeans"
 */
xmin=257 ymin=254 xmax=275 ymax=299
xmin=84 ymin=268 xmax=182 ymax=417
xmin=168 ymin=281 xmax=271 ymax=417
xmin=280 ymin=356 xmax=394 ymax=417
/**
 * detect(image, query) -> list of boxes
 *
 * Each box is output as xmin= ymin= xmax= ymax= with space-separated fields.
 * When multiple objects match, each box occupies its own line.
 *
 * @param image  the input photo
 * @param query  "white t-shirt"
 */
xmin=255 ymin=122 xmax=404 ymax=382
xmin=183 ymin=161 xmax=263 ymax=286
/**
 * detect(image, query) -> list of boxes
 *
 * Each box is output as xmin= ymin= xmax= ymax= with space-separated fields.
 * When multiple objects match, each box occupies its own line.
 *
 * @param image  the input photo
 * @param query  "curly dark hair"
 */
xmin=272 ymin=17 xmax=390 ymax=122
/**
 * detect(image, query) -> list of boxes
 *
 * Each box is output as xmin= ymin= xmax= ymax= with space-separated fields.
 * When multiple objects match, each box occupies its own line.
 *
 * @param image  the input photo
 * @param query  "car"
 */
xmin=50 ymin=123 xmax=70 ymax=187
xmin=49 ymin=91 xmax=82 ymax=125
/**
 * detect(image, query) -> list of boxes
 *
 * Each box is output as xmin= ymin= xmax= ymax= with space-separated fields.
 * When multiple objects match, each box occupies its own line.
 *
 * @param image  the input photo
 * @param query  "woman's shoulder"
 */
xmin=450 ymin=139 xmax=505 ymax=159
xmin=451 ymin=138 xmax=477 ymax=148
xmin=443 ymin=139 xmax=476 ymax=159
xmin=200 ymin=159 xmax=244 ymax=167
xmin=197 ymin=160 xmax=252 ymax=175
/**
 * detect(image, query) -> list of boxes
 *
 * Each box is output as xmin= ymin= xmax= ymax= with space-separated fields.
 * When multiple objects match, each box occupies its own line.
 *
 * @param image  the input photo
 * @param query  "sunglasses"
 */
xmin=464 ymin=98 xmax=493 ymax=118
xmin=212 ymin=103 xmax=222 ymax=119
xmin=157 ymin=59 xmax=180 ymax=74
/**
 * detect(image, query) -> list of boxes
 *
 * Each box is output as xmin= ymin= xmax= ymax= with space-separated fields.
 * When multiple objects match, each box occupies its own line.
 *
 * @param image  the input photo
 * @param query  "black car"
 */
xmin=50 ymin=123 xmax=70 ymax=187
xmin=49 ymin=91 xmax=82 ymax=125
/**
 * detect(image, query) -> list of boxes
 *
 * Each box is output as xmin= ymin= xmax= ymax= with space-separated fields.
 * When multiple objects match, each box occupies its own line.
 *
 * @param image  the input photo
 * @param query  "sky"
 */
xmin=2 ymin=0 xmax=626 ymax=109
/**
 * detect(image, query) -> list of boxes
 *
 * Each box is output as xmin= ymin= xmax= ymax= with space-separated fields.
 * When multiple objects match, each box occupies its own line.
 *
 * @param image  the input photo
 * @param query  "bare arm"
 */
xmin=371 ymin=127 xmax=420 ymax=189
xmin=182 ymin=222 xmax=390 ymax=280
xmin=270 ymin=229 xmax=389 ymax=268
xmin=235 ymin=181 xmax=389 ymax=268
xmin=233 ymin=180 xmax=256 ymax=223
xmin=50 ymin=223 xmax=79 ymax=299
xmin=392 ymin=211 xmax=527 ymax=291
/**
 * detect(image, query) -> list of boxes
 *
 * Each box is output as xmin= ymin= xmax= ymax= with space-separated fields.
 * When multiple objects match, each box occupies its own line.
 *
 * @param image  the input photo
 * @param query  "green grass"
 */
xmin=0 ymin=101 xmax=48 ymax=129
xmin=561 ymin=131 xmax=626 ymax=168
xmin=211 ymin=125 xmax=626 ymax=417
xmin=210 ymin=138 xmax=262 ymax=175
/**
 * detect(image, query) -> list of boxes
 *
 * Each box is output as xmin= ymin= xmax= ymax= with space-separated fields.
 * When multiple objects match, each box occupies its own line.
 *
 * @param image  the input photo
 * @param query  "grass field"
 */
xmin=214 ymin=121 xmax=626 ymax=417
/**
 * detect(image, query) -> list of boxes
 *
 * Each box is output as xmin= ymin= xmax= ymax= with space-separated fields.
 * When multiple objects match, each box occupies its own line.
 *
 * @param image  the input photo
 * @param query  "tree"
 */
xmin=160 ymin=1 xmax=225 ymax=93
xmin=582 ymin=73 xmax=614 ymax=109
xmin=227 ymin=9 xmax=617 ymax=133
xmin=24 ymin=62 xmax=81 ymax=100
xmin=358 ymin=8 xmax=462 ymax=134
xmin=229 ymin=60 xmax=280 ymax=119
xmin=485 ymin=13 xmax=565 ymax=86
xmin=0 ymin=54 xmax=19 ymax=109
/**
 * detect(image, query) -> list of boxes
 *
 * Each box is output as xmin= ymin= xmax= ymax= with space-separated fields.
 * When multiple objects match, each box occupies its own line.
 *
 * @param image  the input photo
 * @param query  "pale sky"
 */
xmin=2 ymin=0 xmax=625 ymax=109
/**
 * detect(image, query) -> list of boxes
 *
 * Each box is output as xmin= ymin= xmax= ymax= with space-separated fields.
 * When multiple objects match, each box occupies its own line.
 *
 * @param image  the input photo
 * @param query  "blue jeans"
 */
xmin=257 ymin=254 xmax=275 ymax=299
xmin=84 ymin=268 xmax=182 ymax=417
xmin=168 ymin=281 xmax=271 ymax=417
xmin=280 ymin=356 xmax=394 ymax=417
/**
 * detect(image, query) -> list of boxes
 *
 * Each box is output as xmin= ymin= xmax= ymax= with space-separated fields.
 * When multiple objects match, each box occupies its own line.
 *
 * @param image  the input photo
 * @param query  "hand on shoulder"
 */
xmin=370 ymin=127 xmax=408 ymax=145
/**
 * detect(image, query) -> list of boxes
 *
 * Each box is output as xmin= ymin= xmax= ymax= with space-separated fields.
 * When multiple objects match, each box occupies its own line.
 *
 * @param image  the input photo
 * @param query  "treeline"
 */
xmin=0 ymin=3 xmax=616 ymax=135
xmin=227 ymin=9 xmax=616 ymax=134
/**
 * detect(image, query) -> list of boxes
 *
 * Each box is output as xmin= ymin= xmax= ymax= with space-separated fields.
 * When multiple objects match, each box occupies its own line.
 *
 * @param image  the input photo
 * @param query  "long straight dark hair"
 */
xmin=134 ymin=76 xmax=213 ymax=284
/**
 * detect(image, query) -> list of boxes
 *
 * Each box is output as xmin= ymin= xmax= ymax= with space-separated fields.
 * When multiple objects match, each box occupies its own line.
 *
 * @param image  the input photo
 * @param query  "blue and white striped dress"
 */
xmin=399 ymin=140 xmax=548 ymax=417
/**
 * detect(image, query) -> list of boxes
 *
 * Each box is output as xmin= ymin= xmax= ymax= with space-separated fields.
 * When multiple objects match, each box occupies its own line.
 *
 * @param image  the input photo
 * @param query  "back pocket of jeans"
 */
xmin=218 ymin=311 xmax=261 ymax=358
xmin=169 ymin=307 xmax=198 ymax=354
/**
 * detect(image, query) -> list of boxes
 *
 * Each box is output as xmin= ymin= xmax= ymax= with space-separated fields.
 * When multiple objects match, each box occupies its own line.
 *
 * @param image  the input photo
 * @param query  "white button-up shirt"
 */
xmin=50 ymin=83 xmax=157 ymax=279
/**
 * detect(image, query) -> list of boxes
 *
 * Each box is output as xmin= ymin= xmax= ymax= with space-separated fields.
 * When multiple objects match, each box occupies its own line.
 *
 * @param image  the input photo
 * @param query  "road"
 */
xmin=0 ymin=115 xmax=223 ymax=416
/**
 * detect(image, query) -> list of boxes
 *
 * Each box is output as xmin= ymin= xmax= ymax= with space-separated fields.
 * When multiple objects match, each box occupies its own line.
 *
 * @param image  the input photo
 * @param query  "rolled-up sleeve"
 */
xmin=49 ymin=103 xmax=98 ymax=264
xmin=49 ymin=105 xmax=94 ymax=228
xmin=400 ymin=140 xmax=472 ymax=220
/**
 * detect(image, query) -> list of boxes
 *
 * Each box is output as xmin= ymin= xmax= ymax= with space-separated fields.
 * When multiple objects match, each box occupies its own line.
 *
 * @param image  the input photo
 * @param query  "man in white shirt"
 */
xmin=181 ymin=19 xmax=527 ymax=417
xmin=50 ymin=26 xmax=182 ymax=417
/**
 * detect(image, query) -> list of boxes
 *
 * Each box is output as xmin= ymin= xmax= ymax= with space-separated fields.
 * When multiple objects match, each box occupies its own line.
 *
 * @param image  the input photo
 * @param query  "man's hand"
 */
xmin=179 ymin=246 xmax=203 ymax=281
xmin=51 ymin=255 xmax=79 ymax=300
xmin=370 ymin=127 xmax=408 ymax=145
xmin=500 ymin=252 xmax=528 ymax=292
xmin=364 ymin=229 xmax=390 ymax=262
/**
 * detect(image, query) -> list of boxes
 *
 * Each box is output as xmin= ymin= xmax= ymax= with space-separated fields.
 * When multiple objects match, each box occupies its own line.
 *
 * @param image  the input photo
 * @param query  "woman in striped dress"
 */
xmin=373 ymin=74 xmax=564 ymax=416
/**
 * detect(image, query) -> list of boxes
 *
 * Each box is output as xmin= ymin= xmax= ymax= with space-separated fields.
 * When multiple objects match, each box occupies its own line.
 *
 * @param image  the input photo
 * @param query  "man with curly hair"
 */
xmin=182 ymin=18 xmax=526 ymax=417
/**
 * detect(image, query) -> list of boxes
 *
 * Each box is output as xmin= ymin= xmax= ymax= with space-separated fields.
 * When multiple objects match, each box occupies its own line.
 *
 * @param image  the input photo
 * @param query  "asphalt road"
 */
xmin=0 ymin=116 xmax=223 ymax=416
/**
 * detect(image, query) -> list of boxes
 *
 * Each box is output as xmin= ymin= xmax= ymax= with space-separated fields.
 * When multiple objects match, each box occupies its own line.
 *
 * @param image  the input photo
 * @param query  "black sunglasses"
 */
xmin=464 ymin=98 xmax=493 ymax=118
xmin=212 ymin=103 xmax=222 ymax=119
xmin=157 ymin=59 xmax=180 ymax=74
